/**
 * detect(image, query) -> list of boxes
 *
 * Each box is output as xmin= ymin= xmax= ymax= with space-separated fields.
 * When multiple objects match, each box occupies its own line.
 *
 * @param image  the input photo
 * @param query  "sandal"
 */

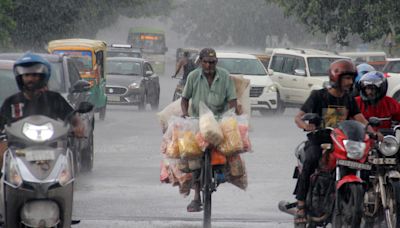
xmin=294 ymin=203 xmax=307 ymax=224
xmin=187 ymin=200 xmax=202 ymax=212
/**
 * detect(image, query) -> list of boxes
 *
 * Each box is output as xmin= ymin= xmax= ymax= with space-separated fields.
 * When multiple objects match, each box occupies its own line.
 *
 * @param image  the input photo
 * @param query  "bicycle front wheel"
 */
xmin=203 ymin=150 xmax=212 ymax=228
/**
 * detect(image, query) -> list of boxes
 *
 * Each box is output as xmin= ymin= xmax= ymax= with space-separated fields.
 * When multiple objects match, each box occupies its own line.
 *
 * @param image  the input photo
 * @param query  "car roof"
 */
xmin=0 ymin=60 xmax=14 ymax=69
xmin=386 ymin=58 xmax=400 ymax=62
xmin=216 ymin=52 xmax=258 ymax=59
xmin=272 ymin=48 xmax=346 ymax=58
xmin=339 ymin=51 xmax=387 ymax=56
xmin=0 ymin=53 xmax=65 ymax=63
xmin=107 ymin=56 xmax=146 ymax=63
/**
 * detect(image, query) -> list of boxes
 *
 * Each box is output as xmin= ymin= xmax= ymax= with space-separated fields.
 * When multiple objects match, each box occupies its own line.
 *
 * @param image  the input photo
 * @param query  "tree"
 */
xmin=273 ymin=0 xmax=400 ymax=46
xmin=4 ymin=0 xmax=173 ymax=51
xmin=0 ymin=0 xmax=15 ymax=50
xmin=170 ymin=0 xmax=319 ymax=49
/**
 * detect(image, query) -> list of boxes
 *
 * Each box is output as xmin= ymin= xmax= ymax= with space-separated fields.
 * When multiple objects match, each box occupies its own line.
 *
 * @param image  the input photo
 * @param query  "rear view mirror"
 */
xmin=294 ymin=69 xmax=306 ymax=76
xmin=368 ymin=117 xmax=381 ymax=128
xmin=267 ymin=69 xmax=274 ymax=76
xmin=72 ymin=80 xmax=91 ymax=93
xmin=145 ymin=70 xmax=153 ymax=77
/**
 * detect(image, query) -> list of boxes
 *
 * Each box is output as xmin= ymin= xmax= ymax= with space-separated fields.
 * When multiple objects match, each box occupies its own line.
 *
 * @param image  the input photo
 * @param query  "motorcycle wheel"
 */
xmin=332 ymin=183 xmax=363 ymax=228
xmin=385 ymin=180 xmax=400 ymax=228
xmin=203 ymin=150 xmax=212 ymax=228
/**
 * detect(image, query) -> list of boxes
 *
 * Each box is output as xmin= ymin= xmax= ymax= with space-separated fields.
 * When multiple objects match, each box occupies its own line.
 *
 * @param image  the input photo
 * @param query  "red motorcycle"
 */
xmin=279 ymin=113 xmax=376 ymax=228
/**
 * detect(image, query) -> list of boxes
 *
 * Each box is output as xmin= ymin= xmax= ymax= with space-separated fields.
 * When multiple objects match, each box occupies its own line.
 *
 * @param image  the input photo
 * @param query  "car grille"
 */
xmin=250 ymin=86 xmax=264 ymax=97
xmin=106 ymin=86 xmax=127 ymax=95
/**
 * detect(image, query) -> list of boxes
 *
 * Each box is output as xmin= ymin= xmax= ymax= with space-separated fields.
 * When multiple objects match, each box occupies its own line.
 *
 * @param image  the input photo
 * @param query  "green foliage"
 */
xmin=0 ymin=0 xmax=15 ymax=50
xmin=273 ymin=0 xmax=400 ymax=45
xmin=1 ymin=0 xmax=173 ymax=51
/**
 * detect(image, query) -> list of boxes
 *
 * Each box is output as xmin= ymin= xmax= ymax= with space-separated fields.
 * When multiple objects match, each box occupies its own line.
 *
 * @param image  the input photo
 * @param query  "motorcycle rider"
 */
xmin=355 ymin=71 xmax=400 ymax=129
xmin=181 ymin=47 xmax=239 ymax=212
xmin=293 ymin=59 xmax=381 ymax=224
xmin=0 ymin=53 xmax=85 ymax=169
xmin=353 ymin=63 xmax=376 ymax=96
xmin=173 ymin=51 xmax=197 ymax=83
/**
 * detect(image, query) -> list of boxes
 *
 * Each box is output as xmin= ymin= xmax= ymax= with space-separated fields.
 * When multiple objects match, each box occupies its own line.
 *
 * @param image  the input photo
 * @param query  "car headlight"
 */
xmin=379 ymin=135 xmax=399 ymax=157
xmin=58 ymin=159 xmax=73 ymax=186
xmin=128 ymin=82 xmax=140 ymax=89
xmin=344 ymin=140 xmax=366 ymax=160
xmin=6 ymin=156 xmax=22 ymax=188
xmin=22 ymin=122 xmax=54 ymax=142
xmin=266 ymin=84 xmax=277 ymax=93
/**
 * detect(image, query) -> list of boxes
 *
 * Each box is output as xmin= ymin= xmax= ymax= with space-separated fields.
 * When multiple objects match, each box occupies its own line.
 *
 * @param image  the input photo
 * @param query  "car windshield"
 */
xmin=52 ymin=50 xmax=93 ymax=71
xmin=48 ymin=62 xmax=65 ymax=92
xmin=384 ymin=61 xmax=400 ymax=73
xmin=108 ymin=51 xmax=142 ymax=58
xmin=0 ymin=69 xmax=18 ymax=106
xmin=218 ymin=58 xmax=266 ymax=75
xmin=107 ymin=60 xmax=141 ymax=76
xmin=307 ymin=57 xmax=343 ymax=76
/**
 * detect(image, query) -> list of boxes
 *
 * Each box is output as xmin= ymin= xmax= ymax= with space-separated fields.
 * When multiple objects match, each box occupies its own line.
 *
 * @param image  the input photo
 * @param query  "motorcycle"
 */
xmin=1 ymin=102 xmax=93 ymax=228
xmin=364 ymin=119 xmax=400 ymax=228
xmin=279 ymin=113 xmax=375 ymax=228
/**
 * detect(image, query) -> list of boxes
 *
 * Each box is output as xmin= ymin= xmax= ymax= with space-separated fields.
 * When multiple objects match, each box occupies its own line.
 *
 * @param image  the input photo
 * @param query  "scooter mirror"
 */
xmin=368 ymin=117 xmax=381 ymax=127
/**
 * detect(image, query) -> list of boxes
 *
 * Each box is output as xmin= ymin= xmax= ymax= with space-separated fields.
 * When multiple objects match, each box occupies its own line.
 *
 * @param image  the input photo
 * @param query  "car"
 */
xmin=0 ymin=53 xmax=95 ymax=173
xmin=267 ymin=48 xmax=349 ymax=112
xmin=216 ymin=52 xmax=278 ymax=115
xmin=252 ymin=53 xmax=271 ymax=69
xmin=107 ymin=44 xmax=142 ymax=58
xmin=105 ymin=57 xmax=160 ymax=110
xmin=383 ymin=58 xmax=400 ymax=101
xmin=339 ymin=51 xmax=387 ymax=71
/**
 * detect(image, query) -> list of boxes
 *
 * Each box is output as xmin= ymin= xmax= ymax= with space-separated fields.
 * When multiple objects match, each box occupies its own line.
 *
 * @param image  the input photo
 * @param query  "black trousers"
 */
xmin=295 ymin=130 xmax=331 ymax=201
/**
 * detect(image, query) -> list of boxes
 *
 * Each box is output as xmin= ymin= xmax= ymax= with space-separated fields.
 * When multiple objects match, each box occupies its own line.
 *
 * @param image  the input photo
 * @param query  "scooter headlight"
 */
xmin=6 ymin=157 xmax=22 ymax=188
xmin=58 ymin=160 xmax=72 ymax=186
xmin=344 ymin=140 xmax=366 ymax=160
xmin=379 ymin=135 xmax=399 ymax=157
xmin=22 ymin=122 xmax=54 ymax=142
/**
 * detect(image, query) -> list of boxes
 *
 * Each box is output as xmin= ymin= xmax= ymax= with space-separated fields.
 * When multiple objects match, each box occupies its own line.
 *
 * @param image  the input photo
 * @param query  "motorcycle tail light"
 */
xmin=344 ymin=140 xmax=366 ymax=160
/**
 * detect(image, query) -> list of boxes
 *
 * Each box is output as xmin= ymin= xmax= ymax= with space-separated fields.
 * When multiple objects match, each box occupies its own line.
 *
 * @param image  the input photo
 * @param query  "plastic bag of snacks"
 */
xmin=199 ymin=101 xmax=223 ymax=146
xmin=157 ymin=98 xmax=193 ymax=133
xmin=164 ymin=117 xmax=185 ymax=159
xmin=178 ymin=118 xmax=202 ymax=159
xmin=227 ymin=154 xmax=248 ymax=190
xmin=211 ymin=149 xmax=226 ymax=165
xmin=237 ymin=114 xmax=252 ymax=152
xmin=218 ymin=109 xmax=243 ymax=156
xmin=195 ymin=132 xmax=209 ymax=151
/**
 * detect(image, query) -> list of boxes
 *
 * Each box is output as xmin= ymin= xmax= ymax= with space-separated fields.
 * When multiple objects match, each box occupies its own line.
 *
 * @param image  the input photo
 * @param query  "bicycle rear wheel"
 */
xmin=203 ymin=149 xmax=212 ymax=228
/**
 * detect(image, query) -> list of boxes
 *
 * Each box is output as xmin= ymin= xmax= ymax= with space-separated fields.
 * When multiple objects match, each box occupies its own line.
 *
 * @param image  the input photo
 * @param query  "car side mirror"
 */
xmin=72 ymin=80 xmax=91 ymax=93
xmin=145 ymin=70 xmax=153 ymax=77
xmin=267 ymin=69 xmax=274 ymax=76
xmin=77 ymin=102 xmax=94 ymax=113
xmin=294 ymin=69 xmax=306 ymax=76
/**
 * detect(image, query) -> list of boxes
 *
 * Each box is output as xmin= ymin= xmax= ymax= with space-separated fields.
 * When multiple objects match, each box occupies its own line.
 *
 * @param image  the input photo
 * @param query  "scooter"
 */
xmin=279 ymin=113 xmax=375 ymax=228
xmin=364 ymin=120 xmax=400 ymax=228
xmin=172 ymin=76 xmax=185 ymax=102
xmin=1 ymin=102 xmax=93 ymax=228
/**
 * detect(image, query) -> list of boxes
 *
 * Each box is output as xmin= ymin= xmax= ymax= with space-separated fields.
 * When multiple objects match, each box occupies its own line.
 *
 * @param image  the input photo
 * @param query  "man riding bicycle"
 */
xmin=181 ymin=47 xmax=239 ymax=212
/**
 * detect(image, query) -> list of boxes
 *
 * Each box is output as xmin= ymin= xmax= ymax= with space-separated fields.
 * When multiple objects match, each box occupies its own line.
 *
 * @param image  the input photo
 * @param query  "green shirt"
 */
xmin=182 ymin=66 xmax=237 ymax=117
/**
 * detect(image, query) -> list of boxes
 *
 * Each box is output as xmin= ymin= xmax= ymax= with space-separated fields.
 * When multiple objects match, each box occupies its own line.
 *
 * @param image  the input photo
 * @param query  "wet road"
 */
xmin=73 ymin=72 xmax=304 ymax=228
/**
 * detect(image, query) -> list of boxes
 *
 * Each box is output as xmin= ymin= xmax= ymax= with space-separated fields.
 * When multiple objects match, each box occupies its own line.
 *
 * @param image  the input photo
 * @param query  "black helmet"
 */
xmin=13 ymin=53 xmax=51 ymax=91
xmin=357 ymin=71 xmax=388 ymax=105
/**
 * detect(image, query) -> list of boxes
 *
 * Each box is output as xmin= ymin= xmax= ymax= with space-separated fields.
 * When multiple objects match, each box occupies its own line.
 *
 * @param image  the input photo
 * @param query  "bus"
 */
xmin=127 ymin=27 xmax=168 ymax=75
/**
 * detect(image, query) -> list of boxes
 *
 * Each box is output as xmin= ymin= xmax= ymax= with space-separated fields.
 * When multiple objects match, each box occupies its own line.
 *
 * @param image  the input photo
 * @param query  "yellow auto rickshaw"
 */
xmin=48 ymin=38 xmax=108 ymax=120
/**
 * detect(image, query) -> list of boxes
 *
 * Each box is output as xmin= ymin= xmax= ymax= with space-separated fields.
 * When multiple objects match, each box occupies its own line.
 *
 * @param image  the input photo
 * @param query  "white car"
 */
xmin=216 ymin=52 xmax=278 ymax=115
xmin=383 ymin=58 xmax=400 ymax=101
xmin=267 ymin=48 xmax=349 ymax=111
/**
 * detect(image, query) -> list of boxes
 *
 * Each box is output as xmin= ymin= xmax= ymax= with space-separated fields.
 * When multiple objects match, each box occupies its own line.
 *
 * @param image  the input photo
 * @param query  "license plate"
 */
xmin=107 ymin=95 xmax=121 ymax=102
xmin=369 ymin=157 xmax=396 ymax=165
xmin=337 ymin=159 xmax=371 ymax=170
xmin=25 ymin=150 xmax=55 ymax=161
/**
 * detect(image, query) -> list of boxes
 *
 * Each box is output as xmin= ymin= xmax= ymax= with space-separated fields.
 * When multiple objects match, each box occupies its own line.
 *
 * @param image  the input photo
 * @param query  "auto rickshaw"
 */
xmin=48 ymin=38 xmax=108 ymax=120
